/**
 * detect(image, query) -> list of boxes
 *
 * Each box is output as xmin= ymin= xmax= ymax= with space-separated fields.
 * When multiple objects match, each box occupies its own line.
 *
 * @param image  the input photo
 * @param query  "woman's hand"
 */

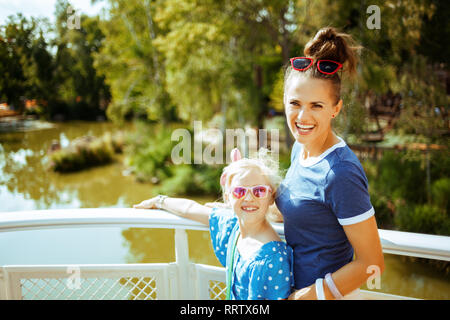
xmin=288 ymin=286 xmax=317 ymax=300
xmin=133 ymin=197 xmax=160 ymax=209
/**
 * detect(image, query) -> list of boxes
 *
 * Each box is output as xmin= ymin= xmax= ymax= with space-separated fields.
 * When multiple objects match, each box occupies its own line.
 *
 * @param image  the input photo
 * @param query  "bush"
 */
xmin=432 ymin=177 xmax=450 ymax=213
xmin=48 ymin=132 xmax=124 ymax=172
xmin=125 ymin=126 xmax=175 ymax=183
xmin=370 ymin=195 xmax=395 ymax=229
xmin=372 ymin=151 xmax=427 ymax=204
xmin=153 ymin=165 xmax=222 ymax=196
xmin=155 ymin=165 xmax=198 ymax=195
xmin=125 ymin=123 xmax=225 ymax=196
xmin=362 ymin=149 xmax=449 ymax=235
xmin=395 ymin=203 xmax=450 ymax=236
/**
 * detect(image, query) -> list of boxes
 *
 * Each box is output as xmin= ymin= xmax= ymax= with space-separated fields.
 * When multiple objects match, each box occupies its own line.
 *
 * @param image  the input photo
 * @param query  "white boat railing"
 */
xmin=0 ymin=208 xmax=449 ymax=300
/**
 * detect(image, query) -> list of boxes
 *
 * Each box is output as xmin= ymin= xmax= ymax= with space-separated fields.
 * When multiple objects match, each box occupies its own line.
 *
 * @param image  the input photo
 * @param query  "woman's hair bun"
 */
xmin=304 ymin=27 xmax=360 ymax=77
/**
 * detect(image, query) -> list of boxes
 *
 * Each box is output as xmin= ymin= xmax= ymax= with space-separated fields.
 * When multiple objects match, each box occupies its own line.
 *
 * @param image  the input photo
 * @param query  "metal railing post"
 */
xmin=174 ymin=229 xmax=191 ymax=299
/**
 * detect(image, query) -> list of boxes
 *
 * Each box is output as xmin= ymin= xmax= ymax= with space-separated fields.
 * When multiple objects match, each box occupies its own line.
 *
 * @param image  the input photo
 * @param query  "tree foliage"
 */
xmin=0 ymin=14 xmax=49 ymax=112
xmin=93 ymin=0 xmax=172 ymax=124
xmin=1 ymin=0 xmax=448 ymax=143
xmin=0 ymin=0 xmax=110 ymax=120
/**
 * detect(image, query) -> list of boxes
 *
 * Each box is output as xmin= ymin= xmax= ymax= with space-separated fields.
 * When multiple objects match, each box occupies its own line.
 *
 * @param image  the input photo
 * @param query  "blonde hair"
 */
xmin=221 ymin=148 xmax=282 ymax=201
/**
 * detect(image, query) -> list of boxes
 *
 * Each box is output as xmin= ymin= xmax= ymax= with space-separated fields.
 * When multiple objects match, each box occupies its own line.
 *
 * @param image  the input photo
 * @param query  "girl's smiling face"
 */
xmin=226 ymin=168 xmax=274 ymax=222
xmin=284 ymin=75 xmax=342 ymax=147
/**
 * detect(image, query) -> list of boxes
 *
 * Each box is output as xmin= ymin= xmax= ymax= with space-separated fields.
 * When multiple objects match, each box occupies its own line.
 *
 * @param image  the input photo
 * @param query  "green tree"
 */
xmin=96 ymin=0 xmax=327 ymax=132
xmin=52 ymin=0 xmax=110 ymax=120
xmin=0 ymin=14 xmax=42 ymax=113
xmin=94 ymin=0 xmax=172 ymax=124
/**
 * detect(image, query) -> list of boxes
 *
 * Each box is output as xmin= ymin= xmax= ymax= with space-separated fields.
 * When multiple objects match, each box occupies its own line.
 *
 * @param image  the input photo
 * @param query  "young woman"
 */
xmin=276 ymin=27 xmax=385 ymax=300
xmin=134 ymin=149 xmax=294 ymax=300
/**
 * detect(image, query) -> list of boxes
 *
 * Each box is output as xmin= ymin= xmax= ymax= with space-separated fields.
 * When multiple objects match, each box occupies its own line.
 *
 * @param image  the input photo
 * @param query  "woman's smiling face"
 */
xmin=284 ymin=75 xmax=342 ymax=146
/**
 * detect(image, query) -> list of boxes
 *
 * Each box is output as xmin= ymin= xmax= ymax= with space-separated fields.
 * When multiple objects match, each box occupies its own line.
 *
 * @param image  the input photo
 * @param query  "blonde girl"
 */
xmin=134 ymin=149 xmax=294 ymax=300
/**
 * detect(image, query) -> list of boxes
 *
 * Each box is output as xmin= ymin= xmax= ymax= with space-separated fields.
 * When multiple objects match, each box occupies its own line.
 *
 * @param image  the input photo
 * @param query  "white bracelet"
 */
xmin=156 ymin=195 xmax=167 ymax=209
xmin=325 ymin=273 xmax=343 ymax=300
xmin=315 ymin=278 xmax=326 ymax=300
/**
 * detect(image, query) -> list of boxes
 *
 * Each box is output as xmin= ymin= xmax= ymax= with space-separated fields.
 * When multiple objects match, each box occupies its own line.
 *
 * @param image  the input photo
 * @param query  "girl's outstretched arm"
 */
xmin=133 ymin=196 xmax=213 ymax=226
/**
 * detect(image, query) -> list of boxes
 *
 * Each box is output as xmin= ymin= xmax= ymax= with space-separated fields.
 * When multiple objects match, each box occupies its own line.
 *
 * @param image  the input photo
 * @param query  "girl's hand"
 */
xmin=133 ymin=197 xmax=159 ymax=209
xmin=134 ymin=197 xmax=212 ymax=226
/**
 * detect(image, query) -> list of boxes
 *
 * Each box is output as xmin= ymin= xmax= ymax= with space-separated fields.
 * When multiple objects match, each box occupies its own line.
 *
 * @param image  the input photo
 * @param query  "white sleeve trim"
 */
xmin=338 ymin=207 xmax=375 ymax=226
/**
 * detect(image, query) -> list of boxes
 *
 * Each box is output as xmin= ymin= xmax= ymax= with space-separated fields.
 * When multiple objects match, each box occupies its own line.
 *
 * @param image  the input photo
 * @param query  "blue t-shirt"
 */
xmin=209 ymin=208 xmax=294 ymax=300
xmin=275 ymin=137 xmax=374 ymax=290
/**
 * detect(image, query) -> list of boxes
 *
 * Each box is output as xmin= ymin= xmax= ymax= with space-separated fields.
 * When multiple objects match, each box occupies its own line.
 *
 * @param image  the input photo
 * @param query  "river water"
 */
xmin=0 ymin=121 xmax=448 ymax=299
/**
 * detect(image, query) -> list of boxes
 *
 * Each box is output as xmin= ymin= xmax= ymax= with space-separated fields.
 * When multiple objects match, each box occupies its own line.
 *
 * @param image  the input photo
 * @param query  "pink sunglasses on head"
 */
xmin=231 ymin=185 xmax=272 ymax=200
xmin=290 ymin=57 xmax=343 ymax=75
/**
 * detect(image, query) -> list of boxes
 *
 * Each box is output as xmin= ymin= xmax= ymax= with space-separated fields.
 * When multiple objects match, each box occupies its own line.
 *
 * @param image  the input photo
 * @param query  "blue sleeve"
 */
xmin=208 ymin=208 xmax=237 ymax=267
xmin=248 ymin=249 xmax=294 ymax=300
xmin=325 ymin=161 xmax=375 ymax=226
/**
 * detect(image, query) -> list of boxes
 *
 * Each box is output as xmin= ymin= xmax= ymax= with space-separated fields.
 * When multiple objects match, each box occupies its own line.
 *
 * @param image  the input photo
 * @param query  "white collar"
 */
xmin=298 ymin=136 xmax=346 ymax=167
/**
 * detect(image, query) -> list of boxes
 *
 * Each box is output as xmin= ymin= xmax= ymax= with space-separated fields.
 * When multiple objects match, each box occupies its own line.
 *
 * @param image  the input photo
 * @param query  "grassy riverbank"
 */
xmin=48 ymin=131 xmax=125 ymax=173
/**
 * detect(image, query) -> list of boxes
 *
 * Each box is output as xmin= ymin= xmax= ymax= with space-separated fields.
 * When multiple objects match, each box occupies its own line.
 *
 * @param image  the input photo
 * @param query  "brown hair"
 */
xmin=284 ymin=27 xmax=361 ymax=104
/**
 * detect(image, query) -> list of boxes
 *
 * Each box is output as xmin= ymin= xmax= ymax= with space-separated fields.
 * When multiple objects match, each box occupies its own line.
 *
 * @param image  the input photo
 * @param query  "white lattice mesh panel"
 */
xmin=208 ymin=280 xmax=226 ymax=300
xmin=20 ymin=277 xmax=157 ymax=300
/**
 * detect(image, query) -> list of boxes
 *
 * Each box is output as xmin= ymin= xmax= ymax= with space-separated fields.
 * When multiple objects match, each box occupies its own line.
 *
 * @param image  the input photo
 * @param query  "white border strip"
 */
xmin=338 ymin=207 xmax=375 ymax=226
xmin=298 ymin=136 xmax=346 ymax=167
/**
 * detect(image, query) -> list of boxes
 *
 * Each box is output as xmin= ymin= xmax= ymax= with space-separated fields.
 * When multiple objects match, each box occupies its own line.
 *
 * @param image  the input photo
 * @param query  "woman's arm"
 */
xmin=289 ymin=216 xmax=385 ymax=300
xmin=134 ymin=196 xmax=213 ymax=226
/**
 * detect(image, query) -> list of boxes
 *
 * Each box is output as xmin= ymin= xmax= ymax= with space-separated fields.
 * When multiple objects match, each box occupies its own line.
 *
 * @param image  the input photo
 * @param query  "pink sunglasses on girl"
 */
xmin=231 ymin=185 xmax=272 ymax=199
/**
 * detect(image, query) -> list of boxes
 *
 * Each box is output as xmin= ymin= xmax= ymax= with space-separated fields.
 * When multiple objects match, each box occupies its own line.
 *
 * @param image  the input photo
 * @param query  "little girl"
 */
xmin=133 ymin=148 xmax=294 ymax=300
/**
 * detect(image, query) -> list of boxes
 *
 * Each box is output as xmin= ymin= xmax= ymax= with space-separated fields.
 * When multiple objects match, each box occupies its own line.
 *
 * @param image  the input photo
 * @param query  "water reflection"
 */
xmin=122 ymin=228 xmax=176 ymax=263
xmin=362 ymin=254 xmax=450 ymax=299
xmin=0 ymin=121 xmax=154 ymax=210
xmin=121 ymin=228 xmax=221 ymax=267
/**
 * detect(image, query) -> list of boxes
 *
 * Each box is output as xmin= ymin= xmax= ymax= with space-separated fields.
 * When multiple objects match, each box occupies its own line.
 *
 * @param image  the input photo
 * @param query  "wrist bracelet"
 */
xmin=156 ymin=195 xmax=167 ymax=209
xmin=325 ymin=273 xmax=343 ymax=300
xmin=315 ymin=278 xmax=326 ymax=300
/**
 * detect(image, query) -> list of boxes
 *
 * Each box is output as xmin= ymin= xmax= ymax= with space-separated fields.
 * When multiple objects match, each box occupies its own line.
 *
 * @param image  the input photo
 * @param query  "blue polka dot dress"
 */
xmin=209 ymin=208 xmax=294 ymax=300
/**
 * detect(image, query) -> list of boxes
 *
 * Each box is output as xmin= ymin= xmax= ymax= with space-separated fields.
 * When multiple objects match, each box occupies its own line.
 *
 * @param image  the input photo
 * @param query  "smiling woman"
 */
xmin=276 ymin=27 xmax=385 ymax=300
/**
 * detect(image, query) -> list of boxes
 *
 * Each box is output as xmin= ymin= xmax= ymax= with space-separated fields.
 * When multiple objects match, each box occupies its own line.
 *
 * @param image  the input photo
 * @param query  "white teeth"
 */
xmin=296 ymin=123 xmax=315 ymax=129
xmin=242 ymin=206 xmax=258 ymax=212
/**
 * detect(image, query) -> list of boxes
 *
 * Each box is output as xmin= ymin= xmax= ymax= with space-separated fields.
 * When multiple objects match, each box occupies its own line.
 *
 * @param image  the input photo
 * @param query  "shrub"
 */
xmin=373 ymin=151 xmax=427 ymax=204
xmin=125 ymin=127 xmax=175 ymax=183
xmin=48 ymin=132 xmax=124 ymax=172
xmin=362 ymin=149 xmax=449 ymax=234
xmin=125 ymin=123 xmax=225 ymax=196
xmin=395 ymin=203 xmax=450 ymax=236
xmin=432 ymin=177 xmax=450 ymax=212
xmin=370 ymin=195 xmax=395 ymax=229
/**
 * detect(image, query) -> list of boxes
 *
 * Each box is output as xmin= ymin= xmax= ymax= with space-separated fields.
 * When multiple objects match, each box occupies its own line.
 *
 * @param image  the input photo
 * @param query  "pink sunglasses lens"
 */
xmin=232 ymin=187 xmax=247 ymax=199
xmin=252 ymin=186 xmax=268 ymax=198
